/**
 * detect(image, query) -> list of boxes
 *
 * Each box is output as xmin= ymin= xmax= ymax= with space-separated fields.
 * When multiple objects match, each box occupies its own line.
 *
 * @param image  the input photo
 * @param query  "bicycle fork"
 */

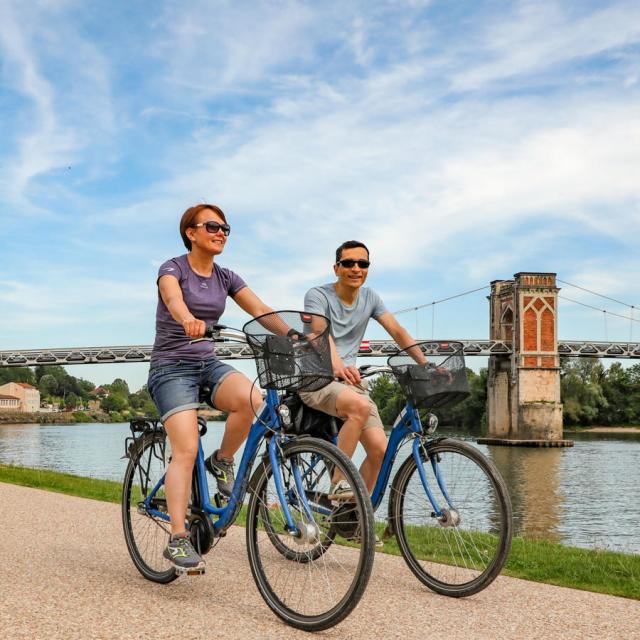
xmin=268 ymin=436 xmax=322 ymax=543
xmin=412 ymin=438 xmax=460 ymax=527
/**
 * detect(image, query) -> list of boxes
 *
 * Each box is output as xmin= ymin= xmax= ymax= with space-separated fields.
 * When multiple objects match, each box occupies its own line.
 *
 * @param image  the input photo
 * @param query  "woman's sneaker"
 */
xmin=328 ymin=479 xmax=355 ymax=505
xmin=163 ymin=535 xmax=206 ymax=574
xmin=205 ymin=450 xmax=235 ymax=498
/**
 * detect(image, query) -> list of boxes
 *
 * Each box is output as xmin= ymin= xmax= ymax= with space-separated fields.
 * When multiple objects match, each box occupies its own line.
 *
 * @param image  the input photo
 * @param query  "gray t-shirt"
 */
xmin=151 ymin=254 xmax=247 ymax=365
xmin=304 ymin=284 xmax=387 ymax=366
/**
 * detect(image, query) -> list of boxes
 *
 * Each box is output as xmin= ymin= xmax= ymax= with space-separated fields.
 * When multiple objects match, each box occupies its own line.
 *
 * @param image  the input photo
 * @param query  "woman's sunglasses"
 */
xmin=337 ymin=259 xmax=370 ymax=269
xmin=192 ymin=221 xmax=231 ymax=236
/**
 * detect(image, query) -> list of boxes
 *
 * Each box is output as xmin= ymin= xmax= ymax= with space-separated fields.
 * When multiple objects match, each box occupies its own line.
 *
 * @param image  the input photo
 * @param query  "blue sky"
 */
xmin=1 ymin=0 xmax=639 ymax=391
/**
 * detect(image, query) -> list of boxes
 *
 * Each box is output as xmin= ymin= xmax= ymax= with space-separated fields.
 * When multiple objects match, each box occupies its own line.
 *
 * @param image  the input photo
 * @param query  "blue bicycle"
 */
xmin=283 ymin=340 xmax=513 ymax=597
xmin=121 ymin=311 xmax=375 ymax=632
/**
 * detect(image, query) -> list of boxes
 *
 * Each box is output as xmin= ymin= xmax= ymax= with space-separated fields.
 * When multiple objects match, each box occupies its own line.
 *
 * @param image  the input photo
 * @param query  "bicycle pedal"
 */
xmin=175 ymin=566 xmax=206 ymax=577
xmin=213 ymin=493 xmax=228 ymax=508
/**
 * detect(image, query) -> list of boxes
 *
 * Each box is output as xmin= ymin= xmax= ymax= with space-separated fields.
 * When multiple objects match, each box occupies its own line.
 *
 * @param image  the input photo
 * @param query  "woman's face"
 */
xmin=188 ymin=209 xmax=228 ymax=256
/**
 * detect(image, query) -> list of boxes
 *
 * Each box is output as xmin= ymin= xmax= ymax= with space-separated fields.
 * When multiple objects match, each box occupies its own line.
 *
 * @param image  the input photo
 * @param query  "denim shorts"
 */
xmin=147 ymin=358 xmax=239 ymax=422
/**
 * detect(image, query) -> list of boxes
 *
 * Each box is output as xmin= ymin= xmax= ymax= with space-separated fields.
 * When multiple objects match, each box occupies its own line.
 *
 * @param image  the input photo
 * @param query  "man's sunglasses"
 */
xmin=192 ymin=221 xmax=231 ymax=236
xmin=337 ymin=259 xmax=370 ymax=269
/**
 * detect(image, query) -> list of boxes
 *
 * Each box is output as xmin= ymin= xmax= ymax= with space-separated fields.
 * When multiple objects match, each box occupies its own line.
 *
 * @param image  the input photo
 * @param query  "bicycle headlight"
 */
xmin=277 ymin=403 xmax=292 ymax=427
xmin=425 ymin=413 xmax=438 ymax=435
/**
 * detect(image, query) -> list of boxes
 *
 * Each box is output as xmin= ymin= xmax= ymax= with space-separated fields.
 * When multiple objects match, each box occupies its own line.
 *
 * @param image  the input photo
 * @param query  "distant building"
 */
xmin=0 ymin=382 xmax=41 ymax=413
xmin=90 ymin=386 xmax=109 ymax=398
xmin=0 ymin=393 xmax=20 ymax=412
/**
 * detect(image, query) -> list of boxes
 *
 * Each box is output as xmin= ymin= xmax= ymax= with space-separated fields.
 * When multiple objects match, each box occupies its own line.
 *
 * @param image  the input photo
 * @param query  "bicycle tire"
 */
xmin=389 ymin=438 xmax=512 ymax=597
xmin=121 ymin=431 xmax=178 ymax=584
xmin=246 ymin=437 xmax=375 ymax=631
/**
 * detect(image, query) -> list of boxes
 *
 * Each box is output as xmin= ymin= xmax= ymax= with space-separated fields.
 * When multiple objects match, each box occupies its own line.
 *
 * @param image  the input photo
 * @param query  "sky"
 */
xmin=1 ymin=0 xmax=639 ymax=392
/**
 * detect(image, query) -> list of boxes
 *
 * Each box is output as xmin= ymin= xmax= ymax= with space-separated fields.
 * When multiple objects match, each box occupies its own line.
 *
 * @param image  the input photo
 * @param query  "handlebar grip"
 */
xmin=204 ymin=324 xmax=227 ymax=338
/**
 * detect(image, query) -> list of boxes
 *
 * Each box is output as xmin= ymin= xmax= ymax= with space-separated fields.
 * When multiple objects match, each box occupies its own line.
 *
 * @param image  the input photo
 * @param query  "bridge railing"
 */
xmin=2 ymin=339 xmax=640 ymax=367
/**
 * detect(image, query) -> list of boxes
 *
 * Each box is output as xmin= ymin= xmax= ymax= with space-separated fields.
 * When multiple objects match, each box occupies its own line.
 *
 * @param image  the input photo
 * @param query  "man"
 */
xmin=299 ymin=240 xmax=425 ymax=501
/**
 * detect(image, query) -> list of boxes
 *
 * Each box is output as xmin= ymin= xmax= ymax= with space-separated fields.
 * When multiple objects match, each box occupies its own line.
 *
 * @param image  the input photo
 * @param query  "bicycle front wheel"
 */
xmin=246 ymin=437 xmax=375 ymax=632
xmin=122 ymin=431 xmax=177 ymax=584
xmin=389 ymin=438 xmax=512 ymax=597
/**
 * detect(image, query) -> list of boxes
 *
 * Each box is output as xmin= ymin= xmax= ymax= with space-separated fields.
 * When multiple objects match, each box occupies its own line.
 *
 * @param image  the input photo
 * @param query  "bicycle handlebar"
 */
xmin=358 ymin=364 xmax=392 ymax=377
xmin=194 ymin=324 xmax=247 ymax=344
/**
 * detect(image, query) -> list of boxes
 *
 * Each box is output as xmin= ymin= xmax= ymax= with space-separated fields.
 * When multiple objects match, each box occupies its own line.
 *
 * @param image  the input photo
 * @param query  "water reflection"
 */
xmin=488 ymin=446 xmax=564 ymax=542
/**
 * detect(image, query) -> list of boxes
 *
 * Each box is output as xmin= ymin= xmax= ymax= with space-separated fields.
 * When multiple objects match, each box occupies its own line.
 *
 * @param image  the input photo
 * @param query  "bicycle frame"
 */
xmin=369 ymin=402 xmax=452 ymax=518
xmin=141 ymin=388 xmax=316 ymax=536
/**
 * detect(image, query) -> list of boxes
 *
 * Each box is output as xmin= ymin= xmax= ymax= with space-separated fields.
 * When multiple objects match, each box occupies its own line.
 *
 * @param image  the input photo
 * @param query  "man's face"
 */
xmin=334 ymin=246 xmax=370 ymax=291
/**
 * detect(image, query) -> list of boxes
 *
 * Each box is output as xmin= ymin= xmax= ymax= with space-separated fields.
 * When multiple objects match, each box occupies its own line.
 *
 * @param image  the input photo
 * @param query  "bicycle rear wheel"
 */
xmin=121 ymin=432 xmax=177 ymax=583
xmin=246 ymin=437 xmax=375 ymax=631
xmin=389 ymin=438 xmax=512 ymax=597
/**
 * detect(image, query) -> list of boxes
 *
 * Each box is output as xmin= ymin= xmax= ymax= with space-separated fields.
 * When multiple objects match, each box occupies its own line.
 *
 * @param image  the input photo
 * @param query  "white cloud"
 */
xmin=2 ymin=0 xmax=640 ymax=382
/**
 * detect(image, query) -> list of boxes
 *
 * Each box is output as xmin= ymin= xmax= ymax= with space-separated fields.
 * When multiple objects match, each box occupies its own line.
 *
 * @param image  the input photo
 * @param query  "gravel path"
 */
xmin=1 ymin=482 xmax=638 ymax=640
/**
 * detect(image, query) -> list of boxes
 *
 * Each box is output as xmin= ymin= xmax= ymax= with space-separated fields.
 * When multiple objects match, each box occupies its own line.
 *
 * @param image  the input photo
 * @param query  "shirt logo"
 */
xmin=200 ymin=282 xmax=208 ymax=289
xmin=163 ymin=267 xmax=175 ymax=271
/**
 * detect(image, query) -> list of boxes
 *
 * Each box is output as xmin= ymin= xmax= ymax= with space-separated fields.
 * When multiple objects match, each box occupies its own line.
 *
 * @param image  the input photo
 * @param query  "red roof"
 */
xmin=17 ymin=383 xmax=36 ymax=389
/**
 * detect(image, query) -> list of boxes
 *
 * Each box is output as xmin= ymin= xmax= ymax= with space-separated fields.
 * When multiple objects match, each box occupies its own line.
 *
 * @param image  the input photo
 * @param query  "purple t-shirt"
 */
xmin=150 ymin=254 xmax=247 ymax=365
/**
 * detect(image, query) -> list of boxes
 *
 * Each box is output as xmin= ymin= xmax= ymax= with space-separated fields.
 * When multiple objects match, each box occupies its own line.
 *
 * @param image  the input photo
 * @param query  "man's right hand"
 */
xmin=334 ymin=360 xmax=361 ymax=385
xmin=182 ymin=316 xmax=206 ymax=339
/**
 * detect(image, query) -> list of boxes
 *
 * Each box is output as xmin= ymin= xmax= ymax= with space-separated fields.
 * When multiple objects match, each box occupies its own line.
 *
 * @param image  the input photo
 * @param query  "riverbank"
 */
xmin=564 ymin=425 xmax=640 ymax=433
xmin=1 ymin=463 xmax=638 ymax=600
xmin=0 ymin=411 xmax=99 ymax=425
xmin=0 ymin=408 xmax=225 ymax=425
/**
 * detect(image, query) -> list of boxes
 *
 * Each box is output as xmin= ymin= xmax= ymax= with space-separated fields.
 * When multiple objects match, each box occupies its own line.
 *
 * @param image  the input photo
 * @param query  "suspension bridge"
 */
xmin=2 ymin=272 xmax=639 ymax=443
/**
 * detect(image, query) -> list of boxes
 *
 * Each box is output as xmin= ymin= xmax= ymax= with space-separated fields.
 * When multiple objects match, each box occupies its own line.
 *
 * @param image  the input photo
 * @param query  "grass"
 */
xmin=2 ymin=463 xmax=638 ymax=600
xmin=0 ymin=463 xmax=122 ymax=503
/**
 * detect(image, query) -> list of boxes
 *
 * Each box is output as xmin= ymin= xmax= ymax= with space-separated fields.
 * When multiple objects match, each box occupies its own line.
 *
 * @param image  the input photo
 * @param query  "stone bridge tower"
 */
xmin=486 ymin=272 xmax=564 ymax=441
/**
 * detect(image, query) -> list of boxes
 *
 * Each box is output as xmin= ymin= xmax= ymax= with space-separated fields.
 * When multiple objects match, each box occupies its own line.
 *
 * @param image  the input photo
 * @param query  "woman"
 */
xmin=148 ymin=203 xmax=271 ymax=572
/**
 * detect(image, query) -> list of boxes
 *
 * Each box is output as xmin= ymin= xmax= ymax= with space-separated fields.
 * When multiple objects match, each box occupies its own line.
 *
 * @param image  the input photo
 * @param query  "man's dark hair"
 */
xmin=335 ymin=240 xmax=370 ymax=263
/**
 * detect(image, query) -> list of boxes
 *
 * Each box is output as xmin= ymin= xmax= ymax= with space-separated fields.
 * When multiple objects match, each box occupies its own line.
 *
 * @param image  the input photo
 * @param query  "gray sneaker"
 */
xmin=163 ymin=535 xmax=205 ymax=573
xmin=205 ymin=449 xmax=235 ymax=498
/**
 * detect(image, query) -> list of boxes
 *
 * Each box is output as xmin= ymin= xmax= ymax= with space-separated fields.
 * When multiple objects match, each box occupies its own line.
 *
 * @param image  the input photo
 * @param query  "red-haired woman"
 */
xmin=148 ymin=204 xmax=270 ymax=572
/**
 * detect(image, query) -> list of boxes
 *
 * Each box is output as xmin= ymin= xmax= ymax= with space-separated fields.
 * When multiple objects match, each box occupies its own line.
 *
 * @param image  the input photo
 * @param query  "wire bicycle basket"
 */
xmin=243 ymin=311 xmax=333 ymax=392
xmin=388 ymin=341 xmax=470 ymax=409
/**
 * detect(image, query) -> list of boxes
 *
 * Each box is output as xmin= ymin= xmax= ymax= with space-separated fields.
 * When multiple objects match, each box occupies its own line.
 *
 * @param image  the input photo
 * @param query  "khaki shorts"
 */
xmin=298 ymin=379 xmax=383 ymax=431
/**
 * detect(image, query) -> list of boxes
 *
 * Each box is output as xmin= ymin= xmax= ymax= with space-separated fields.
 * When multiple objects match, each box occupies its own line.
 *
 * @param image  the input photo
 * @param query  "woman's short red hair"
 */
xmin=179 ymin=204 xmax=227 ymax=251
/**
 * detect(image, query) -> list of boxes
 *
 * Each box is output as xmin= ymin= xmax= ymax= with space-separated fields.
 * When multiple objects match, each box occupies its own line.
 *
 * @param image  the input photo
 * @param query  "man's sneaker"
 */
xmin=348 ymin=526 xmax=384 ymax=549
xmin=205 ymin=449 xmax=235 ymax=498
xmin=163 ymin=535 xmax=205 ymax=573
xmin=328 ymin=479 xmax=355 ymax=505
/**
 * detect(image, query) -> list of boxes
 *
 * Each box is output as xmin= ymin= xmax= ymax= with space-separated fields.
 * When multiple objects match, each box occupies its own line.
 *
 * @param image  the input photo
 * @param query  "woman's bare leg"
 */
xmin=163 ymin=409 xmax=199 ymax=536
xmin=213 ymin=373 xmax=264 ymax=460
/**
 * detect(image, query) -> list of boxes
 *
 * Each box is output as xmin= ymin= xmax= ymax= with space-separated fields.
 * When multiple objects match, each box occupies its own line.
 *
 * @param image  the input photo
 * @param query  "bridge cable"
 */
xmin=559 ymin=295 xmax=640 ymax=325
xmin=393 ymin=285 xmax=489 ymax=316
xmin=557 ymin=279 xmax=639 ymax=310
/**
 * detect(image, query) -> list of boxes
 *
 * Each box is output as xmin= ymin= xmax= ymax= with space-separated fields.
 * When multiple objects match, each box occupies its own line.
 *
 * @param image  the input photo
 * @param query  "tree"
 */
xmin=38 ymin=374 xmax=59 ymax=397
xmin=101 ymin=394 xmax=128 ymax=413
xmin=128 ymin=385 xmax=158 ymax=417
xmin=560 ymin=358 xmax=608 ymax=425
xmin=0 ymin=366 xmax=36 ymax=386
xmin=108 ymin=378 xmax=130 ymax=396
xmin=65 ymin=392 xmax=80 ymax=411
xmin=369 ymin=373 xmax=406 ymax=427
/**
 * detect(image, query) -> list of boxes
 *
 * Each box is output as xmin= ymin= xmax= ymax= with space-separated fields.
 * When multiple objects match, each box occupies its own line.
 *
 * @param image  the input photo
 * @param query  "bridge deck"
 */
xmin=2 ymin=339 xmax=640 ymax=366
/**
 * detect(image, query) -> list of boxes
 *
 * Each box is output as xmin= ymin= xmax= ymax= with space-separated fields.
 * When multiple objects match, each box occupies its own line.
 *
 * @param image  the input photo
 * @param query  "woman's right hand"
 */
xmin=182 ymin=316 xmax=206 ymax=339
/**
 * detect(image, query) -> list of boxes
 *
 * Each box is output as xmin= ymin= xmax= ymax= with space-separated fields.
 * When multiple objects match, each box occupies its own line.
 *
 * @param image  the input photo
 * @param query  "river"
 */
xmin=1 ymin=421 xmax=638 ymax=555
